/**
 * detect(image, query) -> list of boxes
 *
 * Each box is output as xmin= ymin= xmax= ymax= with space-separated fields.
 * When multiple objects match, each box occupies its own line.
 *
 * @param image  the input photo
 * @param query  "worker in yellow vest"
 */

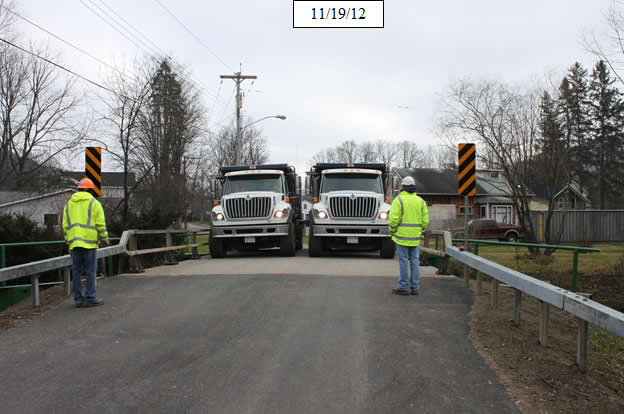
xmin=388 ymin=176 xmax=429 ymax=296
xmin=63 ymin=178 xmax=109 ymax=307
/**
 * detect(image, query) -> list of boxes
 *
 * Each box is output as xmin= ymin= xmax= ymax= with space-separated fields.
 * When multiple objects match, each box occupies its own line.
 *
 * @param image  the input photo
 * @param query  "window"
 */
xmin=480 ymin=205 xmax=487 ymax=218
xmin=44 ymin=214 xmax=58 ymax=226
xmin=492 ymin=205 xmax=513 ymax=224
xmin=458 ymin=206 xmax=472 ymax=216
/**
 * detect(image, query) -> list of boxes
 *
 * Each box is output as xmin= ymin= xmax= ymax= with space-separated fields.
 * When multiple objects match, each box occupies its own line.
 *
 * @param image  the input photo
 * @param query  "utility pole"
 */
xmin=220 ymin=69 xmax=257 ymax=165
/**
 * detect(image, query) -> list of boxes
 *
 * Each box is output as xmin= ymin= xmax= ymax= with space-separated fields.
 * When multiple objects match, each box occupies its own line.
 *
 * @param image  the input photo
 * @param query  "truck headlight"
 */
xmin=274 ymin=208 xmax=289 ymax=218
xmin=378 ymin=211 xmax=389 ymax=220
xmin=314 ymin=209 xmax=328 ymax=219
xmin=212 ymin=211 xmax=224 ymax=221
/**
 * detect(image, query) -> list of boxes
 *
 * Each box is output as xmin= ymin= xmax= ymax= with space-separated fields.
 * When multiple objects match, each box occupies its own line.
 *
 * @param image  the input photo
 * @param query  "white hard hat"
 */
xmin=401 ymin=176 xmax=415 ymax=186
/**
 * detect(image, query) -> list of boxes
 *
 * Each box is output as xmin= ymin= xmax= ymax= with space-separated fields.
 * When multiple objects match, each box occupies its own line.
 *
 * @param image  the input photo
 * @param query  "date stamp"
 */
xmin=293 ymin=1 xmax=384 ymax=28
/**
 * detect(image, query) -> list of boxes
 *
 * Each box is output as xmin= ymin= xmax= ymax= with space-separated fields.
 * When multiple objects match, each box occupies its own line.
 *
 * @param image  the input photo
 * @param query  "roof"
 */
xmin=394 ymin=168 xmax=488 ymax=195
xmin=394 ymin=168 xmax=534 ymax=198
xmin=0 ymin=189 xmax=73 ymax=208
xmin=553 ymin=182 xmax=591 ymax=204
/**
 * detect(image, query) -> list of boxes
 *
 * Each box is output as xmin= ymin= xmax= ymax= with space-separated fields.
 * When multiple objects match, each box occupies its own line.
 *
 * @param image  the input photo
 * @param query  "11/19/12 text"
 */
xmin=312 ymin=7 xmax=366 ymax=20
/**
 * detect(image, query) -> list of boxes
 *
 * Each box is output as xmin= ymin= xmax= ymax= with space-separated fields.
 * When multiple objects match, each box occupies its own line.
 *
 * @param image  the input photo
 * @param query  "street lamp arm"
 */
xmin=241 ymin=114 xmax=286 ymax=131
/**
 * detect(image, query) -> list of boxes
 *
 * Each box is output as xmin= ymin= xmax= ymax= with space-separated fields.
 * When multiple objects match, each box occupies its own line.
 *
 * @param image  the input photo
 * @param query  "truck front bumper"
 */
xmin=211 ymin=223 xmax=289 ymax=238
xmin=312 ymin=223 xmax=390 ymax=238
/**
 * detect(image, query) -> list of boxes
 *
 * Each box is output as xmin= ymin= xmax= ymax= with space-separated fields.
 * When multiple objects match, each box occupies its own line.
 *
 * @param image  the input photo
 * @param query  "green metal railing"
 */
xmin=0 ymin=238 xmax=121 ymax=282
xmin=453 ymin=239 xmax=600 ymax=292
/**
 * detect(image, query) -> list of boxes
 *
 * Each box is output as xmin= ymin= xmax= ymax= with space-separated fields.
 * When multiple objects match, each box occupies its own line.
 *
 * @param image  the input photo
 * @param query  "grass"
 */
xmin=591 ymin=326 xmax=624 ymax=384
xmin=473 ymin=242 xmax=624 ymax=275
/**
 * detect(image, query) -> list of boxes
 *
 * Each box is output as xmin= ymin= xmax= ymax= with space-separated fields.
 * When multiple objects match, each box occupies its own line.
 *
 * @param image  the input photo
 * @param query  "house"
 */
xmin=529 ymin=181 xmax=591 ymax=211
xmin=390 ymin=168 xmax=531 ymax=229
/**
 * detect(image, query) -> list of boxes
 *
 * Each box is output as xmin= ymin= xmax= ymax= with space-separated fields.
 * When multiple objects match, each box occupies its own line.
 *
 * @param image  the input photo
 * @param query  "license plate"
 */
xmin=347 ymin=236 xmax=359 ymax=244
xmin=244 ymin=237 xmax=256 ymax=244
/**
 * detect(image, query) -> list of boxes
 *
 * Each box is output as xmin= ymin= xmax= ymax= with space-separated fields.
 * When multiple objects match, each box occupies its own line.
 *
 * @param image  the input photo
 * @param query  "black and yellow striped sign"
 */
xmin=458 ymin=143 xmax=476 ymax=196
xmin=85 ymin=147 xmax=102 ymax=197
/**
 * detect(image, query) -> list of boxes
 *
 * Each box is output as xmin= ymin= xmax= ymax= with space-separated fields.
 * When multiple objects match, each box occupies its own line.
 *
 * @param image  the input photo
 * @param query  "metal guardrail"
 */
xmin=425 ymin=230 xmax=624 ymax=373
xmin=0 ymin=229 xmax=207 ymax=307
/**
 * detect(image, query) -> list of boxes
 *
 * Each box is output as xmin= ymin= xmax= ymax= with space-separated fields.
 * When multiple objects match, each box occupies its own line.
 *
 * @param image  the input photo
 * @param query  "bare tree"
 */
xmin=93 ymin=66 xmax=150 ymax=226
xmin=374 ymin=139 xmax=398 ymax=168
xmin=438 ymin=79 xmax=541 ymax=243
xmin=0 ymin=40 xmax=83 ymax=189
xmin=356 ymin=141 xmax=377 ymax=162
xmin=396 ymin=140 xmax=423 ymax=168
xmin=335 ymin=140 xmax=358 ymax=163
xmin=207 ymin=117 xmax=268 ymax=171
xmin=585 ymin=1 xmax=624 ymax=87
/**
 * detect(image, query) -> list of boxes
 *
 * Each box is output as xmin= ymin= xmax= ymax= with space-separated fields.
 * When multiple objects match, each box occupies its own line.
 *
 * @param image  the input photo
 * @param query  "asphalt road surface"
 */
xmin=0 ymin=250 xmax=518 ymax=413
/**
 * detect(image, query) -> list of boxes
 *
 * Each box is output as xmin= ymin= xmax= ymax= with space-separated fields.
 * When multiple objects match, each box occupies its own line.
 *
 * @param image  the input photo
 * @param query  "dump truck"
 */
xmin=306 ymin=163 xmax=394 ymax=258
xmin=209 ymin=164 xmax=303 ymax=258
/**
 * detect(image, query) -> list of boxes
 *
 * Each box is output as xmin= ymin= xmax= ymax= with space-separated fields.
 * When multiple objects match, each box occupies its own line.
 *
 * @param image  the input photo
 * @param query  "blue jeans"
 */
xmin=71 ymin=248 xmax=97 ymax=305
xmin=396 ymin=244 xmax=420 ymax=291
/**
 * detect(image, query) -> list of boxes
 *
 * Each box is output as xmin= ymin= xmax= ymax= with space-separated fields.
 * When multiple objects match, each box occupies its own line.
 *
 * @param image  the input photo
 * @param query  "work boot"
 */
xmin=85 ymin=298 xmax=104 ymax=307
xmin=392 ymin=288 xmax=409 ymax=296
xmin=410 ymin=289 xmax=419 ymax=295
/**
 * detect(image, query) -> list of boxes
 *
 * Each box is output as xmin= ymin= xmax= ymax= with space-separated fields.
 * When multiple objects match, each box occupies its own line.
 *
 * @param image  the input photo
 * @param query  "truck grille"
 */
xmin=328 ymin=196 xmax=378 ymax=219
xmin=224 ymin=197 xmax=272 ymax=219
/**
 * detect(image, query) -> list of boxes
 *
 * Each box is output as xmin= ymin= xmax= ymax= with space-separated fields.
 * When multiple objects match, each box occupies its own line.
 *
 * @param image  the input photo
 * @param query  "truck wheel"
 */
xmin=209 ymin=229 xmax=226 ymax=258
xmin=280 ymin=221 xmax=296 ymax=256
xmin=380 ymin=238 xmax=395 ymax=259
xmin=295 ymin=222 xmax=303 ymax=250
xmin=505 ymin=232 xmax=518 ymax=243
xmin=308 ymin=226 xmax=324 ymax=257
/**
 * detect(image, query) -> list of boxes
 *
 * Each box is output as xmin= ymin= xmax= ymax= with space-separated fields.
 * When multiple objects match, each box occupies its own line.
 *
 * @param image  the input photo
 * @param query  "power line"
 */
xmin=0 ymin=36 xmax=117 ymax=95
xmin=154 ymin=0 xmax=234 ymax=71
xmin=92 ymin=0 xmax=171 ymax=59
xmin=1 ymin=5 xmax=126 ymax=78
xmin=80 ymin=0 xmax=163 ymax=59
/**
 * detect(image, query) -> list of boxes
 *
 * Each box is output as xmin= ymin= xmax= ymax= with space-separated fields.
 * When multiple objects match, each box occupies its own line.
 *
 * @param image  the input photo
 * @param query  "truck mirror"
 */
xmin=304 ymin=176 xmax=310 ymax=196
xmin=297 ymin=176 xmax=302 ymax=195
xmin=212 ymin=178 xmax=222 ymax=199
xmin=392 ymin=176 xmax=400 ymax=197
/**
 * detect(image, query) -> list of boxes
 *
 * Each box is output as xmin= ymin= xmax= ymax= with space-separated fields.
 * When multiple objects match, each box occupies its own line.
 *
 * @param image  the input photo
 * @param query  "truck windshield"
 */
xmin=321 ymin=173 xmax=382 ymax=193
xmin=224 ymin=174 xmax=283 ymax=194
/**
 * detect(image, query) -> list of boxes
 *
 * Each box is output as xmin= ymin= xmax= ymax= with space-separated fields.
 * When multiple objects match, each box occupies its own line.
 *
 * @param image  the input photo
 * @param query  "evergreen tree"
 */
xmin=588 ymin=60 xmax=624 ymax=209
xmin=560 ymin=63 xmax=592 ymax=187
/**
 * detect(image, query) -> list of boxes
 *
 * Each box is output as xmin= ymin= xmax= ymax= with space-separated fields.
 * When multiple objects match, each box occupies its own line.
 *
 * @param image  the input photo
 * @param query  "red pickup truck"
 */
xmin=453 ymin=219 xmax=524 ymax=242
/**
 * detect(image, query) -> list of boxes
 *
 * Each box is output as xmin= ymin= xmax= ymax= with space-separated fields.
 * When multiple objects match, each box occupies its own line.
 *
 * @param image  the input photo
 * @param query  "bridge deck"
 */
xmin=0 ymin=254 xmax=518 ymax=413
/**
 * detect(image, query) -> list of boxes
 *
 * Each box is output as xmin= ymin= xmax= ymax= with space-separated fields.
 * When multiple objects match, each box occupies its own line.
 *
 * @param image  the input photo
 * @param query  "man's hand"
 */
xmin=100 ymin=239 xmax=110 ymax=247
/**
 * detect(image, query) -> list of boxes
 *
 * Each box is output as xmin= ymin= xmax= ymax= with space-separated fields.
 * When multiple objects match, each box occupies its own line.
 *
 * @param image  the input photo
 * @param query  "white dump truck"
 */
xmin=306 ymin=163 xmax=394 ymax=258
xmin=209 ymin=164 xmax=303 ymax=258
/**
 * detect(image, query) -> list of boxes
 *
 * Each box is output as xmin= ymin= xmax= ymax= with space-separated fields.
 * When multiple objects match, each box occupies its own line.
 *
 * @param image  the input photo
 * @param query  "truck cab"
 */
xmin=307 ymin=163 xmax=395 ymax=258
xmin=210 ymin=164 xmax=303 ymax=257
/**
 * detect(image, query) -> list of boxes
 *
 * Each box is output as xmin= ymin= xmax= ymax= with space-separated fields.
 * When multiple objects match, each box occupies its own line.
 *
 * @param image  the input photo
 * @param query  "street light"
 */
xmin=241 ymin=114 xmax=287 ymax=131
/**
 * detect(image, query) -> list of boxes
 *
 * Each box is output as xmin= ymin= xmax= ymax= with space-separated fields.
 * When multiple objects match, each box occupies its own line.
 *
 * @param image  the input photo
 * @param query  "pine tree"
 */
xmin=588 ymin=60 xmax=624 ymax=209
xmin=561 ymin=63 xmax=592 ymax=187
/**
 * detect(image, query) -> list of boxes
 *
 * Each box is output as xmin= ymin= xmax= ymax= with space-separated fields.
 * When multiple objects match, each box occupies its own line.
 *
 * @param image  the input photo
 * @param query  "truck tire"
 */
xmin=308 ymin=226 xmax=324 ymax=257
xmin=380 ymin=238 xmax=395 ymax=258
xmin=505 ymin=232 xmax=518 ymax=243
xmin=209 ymin=229 xmax=226 ymax=258
xmin=280 ymin=221 xmax=296 ymax=257
xmin=295 ymin=222 xmax=303 ymax=250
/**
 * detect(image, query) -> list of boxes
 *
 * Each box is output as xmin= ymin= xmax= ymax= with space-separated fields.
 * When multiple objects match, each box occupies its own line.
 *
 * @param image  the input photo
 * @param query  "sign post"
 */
xmin=458 ymin=143 xmax=476 ymax=287
xmin=85 ymin=147 xmax=102 ymax=197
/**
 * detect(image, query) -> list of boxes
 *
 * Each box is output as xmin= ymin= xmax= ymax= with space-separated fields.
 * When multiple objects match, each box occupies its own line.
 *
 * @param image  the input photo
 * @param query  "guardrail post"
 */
xmin=576 ymin=317 xmax=588 ymax=373
xmin=472 ymin=242 xmax=480 ymax=281
xmin=572 ymin=251 xmax=579 ymax=293
xmin=490 ymin=279 xmax=499 ymax=308
xmin=164 ymin=231 xmax=177 ymax=265
xmin=191 ymin=231 xmax=199 ymax=259
xmin=476 ymin=272 xmax=483 ymax=295
xmin=463 ymin=265 xmax=470 ymax=288
xmin=31 ymin=274 xmax=40 ymax=307
xmin=539 ymin=300 xmax=550 ymax=346
xmin=513 ymin=289 xmax=522 ymax=327
xmin=63 ymin=267 xmax=71 ymax=296
xmin=128 ymin=232 xmax=143 ymax=273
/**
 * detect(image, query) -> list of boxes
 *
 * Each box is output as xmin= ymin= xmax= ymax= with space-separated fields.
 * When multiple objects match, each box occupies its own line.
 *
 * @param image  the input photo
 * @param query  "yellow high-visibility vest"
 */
xmin=388 ymin=191 xmax=429 ymax=246
xmin=62 ymin=191 xmax=109 ymax=250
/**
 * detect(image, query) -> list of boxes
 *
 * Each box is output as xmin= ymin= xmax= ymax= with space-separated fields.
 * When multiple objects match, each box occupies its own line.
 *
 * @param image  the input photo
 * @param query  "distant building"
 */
xmin=389 ymin=168 xmax=533 ymax=228
xmin=529 ymin=181 xmax=591 ymax=211
xmin=0 ymin=171 xmax=135 ymax=228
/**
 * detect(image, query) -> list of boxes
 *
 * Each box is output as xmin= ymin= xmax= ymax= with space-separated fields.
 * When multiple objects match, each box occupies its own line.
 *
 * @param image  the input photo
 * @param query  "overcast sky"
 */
xmin=18 ymin=0 xmax=613 ymax=173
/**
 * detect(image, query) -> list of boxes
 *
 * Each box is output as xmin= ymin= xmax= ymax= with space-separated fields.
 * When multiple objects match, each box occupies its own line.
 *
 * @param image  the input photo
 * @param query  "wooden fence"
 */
xmin=531 ymin=210 xmax=624 ymax=243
